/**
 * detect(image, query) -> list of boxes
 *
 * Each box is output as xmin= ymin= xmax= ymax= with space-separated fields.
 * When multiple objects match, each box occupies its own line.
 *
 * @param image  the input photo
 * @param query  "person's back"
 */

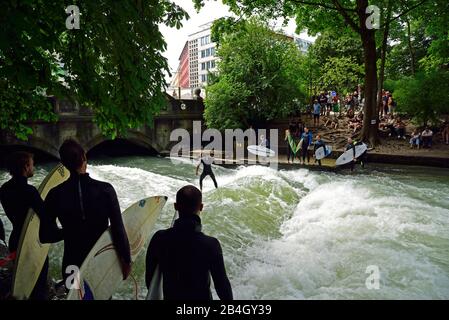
xmin=41 ymin=139 xmax=131 ymax=282
xmin=0 ymin=152 xmax=53 ymax=299
xmin=0 ymin=153 xmax=45 ymax=253
xmin=146 ymin=186 xmax=232 ymax=300
xmin=43 ymin=174 xmax=127 ymax=273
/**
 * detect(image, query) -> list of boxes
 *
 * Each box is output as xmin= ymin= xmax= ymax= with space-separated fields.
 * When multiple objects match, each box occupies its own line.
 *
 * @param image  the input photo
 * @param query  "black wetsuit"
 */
xmin=145 ymin=214 xmax=233 ymax=300
xmin=41 ymin=173 xmax=131 ymax=283
xmin=313 ymin=140 xmax=326 ymax=166
xmin=345 ymin=143 xmax=357 ymax=171
xmin=199 ymin=158 xmax=218 ymax=190
xmin=0 ymin=218 xmax=5 ymax=243
xmin=0 ymin=176 xmax=53 ymax=299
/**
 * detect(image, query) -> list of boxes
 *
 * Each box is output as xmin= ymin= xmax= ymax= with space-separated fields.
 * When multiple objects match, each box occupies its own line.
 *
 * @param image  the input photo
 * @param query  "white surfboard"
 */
xmin=315 ymin=145 xmax=333 ymax=160
xmin=12 ymin=164 xmax=70 ymax=300
xmin=146 ymin=211 xmax=178 ymax=300
xmin=336 ymin=143 xmax=368 ymax=166
xmin=247 ymin=145 xmax=276 ymax=157
xmin=66 ymin=196 xmax=167 ymax=300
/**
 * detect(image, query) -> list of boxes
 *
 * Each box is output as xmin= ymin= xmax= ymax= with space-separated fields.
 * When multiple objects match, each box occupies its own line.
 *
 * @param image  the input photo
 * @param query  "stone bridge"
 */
xmin=0 ymin=95 xmax=205 ymax=160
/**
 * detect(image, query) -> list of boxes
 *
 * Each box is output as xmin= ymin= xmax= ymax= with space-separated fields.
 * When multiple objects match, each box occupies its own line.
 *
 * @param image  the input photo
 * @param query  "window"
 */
xmin=201 ymin=62 xmax=206 ymax=70
xmin=200 ymin=35 xmax=210 ymax=46
xmin=211 ymin=60 xmax=216 ymax=68
xmin=201 ymin=74 xmax=207 ymax=83
xmin=211 ymin=47 xmax=216 ymax=56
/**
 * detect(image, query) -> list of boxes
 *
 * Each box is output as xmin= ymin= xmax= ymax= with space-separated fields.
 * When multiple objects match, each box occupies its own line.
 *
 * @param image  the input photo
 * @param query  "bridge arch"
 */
xmin=0 ymin=136 xmax=60 ymax=161
xmin=85 ymin=132 xmax=161 ymax=157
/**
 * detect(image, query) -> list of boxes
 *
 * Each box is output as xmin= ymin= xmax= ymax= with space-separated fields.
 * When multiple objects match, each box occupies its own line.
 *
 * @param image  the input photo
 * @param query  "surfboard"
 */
xmin=247 ymin=145 xmax=276 ymax=157
xmin=336 ymin=143 xmax=368 ymax=166
xmin=287 ymin=134 xmax=297 ymax=155
xmin=315 ymin=145 xmax=333 ymax=160
xmin=146 ymin=211 xmax=178 ymax=300
xmin=66 ymin=196 xmax=167 ymax=300
xmin=11 ymin=163 xmax=70 ymax=300
xmin=296 ymin=138 xmax=304 ymax=152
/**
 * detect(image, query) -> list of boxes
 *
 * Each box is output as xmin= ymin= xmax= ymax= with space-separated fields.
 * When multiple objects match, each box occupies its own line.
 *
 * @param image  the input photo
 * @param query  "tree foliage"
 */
xmin=204 ymin=19 xmax=307 ymax=130
xmin=0 ymin=0 xmax=188 ymax=139
xmin=391 ymin=71 xmax=449 ymax=126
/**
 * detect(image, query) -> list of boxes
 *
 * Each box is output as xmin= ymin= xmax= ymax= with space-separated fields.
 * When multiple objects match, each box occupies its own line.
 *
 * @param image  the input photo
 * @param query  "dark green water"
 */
xmin=1 ymin=156 xmax=448 ymax=299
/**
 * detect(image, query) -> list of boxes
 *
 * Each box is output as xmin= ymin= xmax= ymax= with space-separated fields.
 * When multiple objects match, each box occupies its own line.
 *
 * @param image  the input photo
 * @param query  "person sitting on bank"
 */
xmin=441 ymin=123 xmax=449 ymax=145
xmin=313 ymin=135 xmax=326 ymax=167
xmin=385 ymin=114 xmax=396 ymax=137
xmin=421 ymin=127 xmax=433 ymax=148
xmin=40 ymin=139 xmax=131 ymax=287
xmin=395 ymin=118 xmax=406 ymax=139
xmin=0 ymin=151 xmax=59 ymax=300
xmin=409 ymin=130 xmax=421 ymax=149
xmin=145 ymin=185 xmax=233 ymax=300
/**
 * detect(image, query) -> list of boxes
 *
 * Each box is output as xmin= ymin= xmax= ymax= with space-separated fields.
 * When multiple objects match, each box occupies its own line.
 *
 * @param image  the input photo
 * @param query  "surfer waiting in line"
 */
xmin=40 ymin=139 xmax=131 ymax=287
xmin=0 ymin=217 xmax=5 ymax=244
xmin=196 ymin=151 xmax=218 ymax=191
xmin=345 ymin=137 xmax=357 ymax=172
xmin=145 ymin=185 xmax=233 ymax=300
xmin=285 ymin=129 xmax=294 ymax=164
xmin=313 ymin=135 xmax=326 ymax=167
xmin=0 ymin=152 xmax=52 ymax=299
xmin=300 ymin=127 xmax=313 ymax=165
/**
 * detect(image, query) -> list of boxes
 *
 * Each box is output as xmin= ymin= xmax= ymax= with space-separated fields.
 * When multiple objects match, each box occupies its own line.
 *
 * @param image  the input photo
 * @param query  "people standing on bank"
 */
xmin=313 ymin=100 xmax=321 ymax=127
xmin=196 ymin=152 xmax=218 ymax=191
xmin=40 ymin=139 xmax=131 ymax=286
xmin=285 ymin=129 xmax=293 ymax=164
xmin=300 ymin=127 xmax=313 ymax=165
xmin=0 ymin=152 xmax=54 ymax=299
xmin=145 ymin=185 xmax=233 ymax=300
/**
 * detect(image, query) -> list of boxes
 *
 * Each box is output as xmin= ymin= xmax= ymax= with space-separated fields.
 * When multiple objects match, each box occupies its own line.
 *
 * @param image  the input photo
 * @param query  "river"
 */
xmin=1 ymin=156 xmax=449 ymax=299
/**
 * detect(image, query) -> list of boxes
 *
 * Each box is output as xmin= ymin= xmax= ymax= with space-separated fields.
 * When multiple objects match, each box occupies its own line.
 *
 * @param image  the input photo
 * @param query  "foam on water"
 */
xmin=1 ymin=158 xmax=448 ymax=300
xmin=232 ymin=174 xmax=449 ymax=299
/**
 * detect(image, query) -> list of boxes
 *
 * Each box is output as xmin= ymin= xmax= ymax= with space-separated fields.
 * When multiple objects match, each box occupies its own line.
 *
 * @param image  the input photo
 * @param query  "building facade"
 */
xmin=170 ymin=21 xmax=312 ymax=96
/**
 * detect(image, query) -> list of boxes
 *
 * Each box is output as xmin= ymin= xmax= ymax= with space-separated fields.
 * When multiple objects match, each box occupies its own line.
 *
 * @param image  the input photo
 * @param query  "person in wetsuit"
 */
xmin=40 ymin=139 xmax=131 ymax=288
xmin=0 ymin=152 xmax=56 ymax=299
xmin=196 ymin=152 xmax=218 ymax=191
xmin=145 ymin=185 xmax=233 ymax=300
xmin=345 ymin=137 xmax=357 ymax=172
xmin=0 ymin=218 xmax=5 ymax=244
xmin=300 ymin=127 xmax=313 ymax=165
xmin=313 ymin=135 xmax=326 ymax=167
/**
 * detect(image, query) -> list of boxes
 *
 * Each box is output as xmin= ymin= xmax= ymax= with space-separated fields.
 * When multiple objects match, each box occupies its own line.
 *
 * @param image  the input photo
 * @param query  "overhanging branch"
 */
xmin=288 ymin=0 xmax=356 ymax=12
xmin=381 ymin=0 xmax=428 ymax=28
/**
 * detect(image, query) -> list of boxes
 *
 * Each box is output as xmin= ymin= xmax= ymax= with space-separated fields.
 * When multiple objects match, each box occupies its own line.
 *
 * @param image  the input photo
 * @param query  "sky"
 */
xmin=159 ymin=0 xmax=316 ymax=82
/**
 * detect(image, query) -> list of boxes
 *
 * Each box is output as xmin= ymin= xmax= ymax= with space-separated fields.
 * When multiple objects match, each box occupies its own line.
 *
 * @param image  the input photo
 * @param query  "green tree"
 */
xmin=319 ymin=57 xmax=364 ymax=94
xmin=393 ymin=71 xmax=449 ymax=126
xmin=0 ymin=0 xmax=188 ymax=139
xmin=204 ymin=19 xmax=307 ymax=130
xmin=194 ymin=0 xmax=429 ymax=145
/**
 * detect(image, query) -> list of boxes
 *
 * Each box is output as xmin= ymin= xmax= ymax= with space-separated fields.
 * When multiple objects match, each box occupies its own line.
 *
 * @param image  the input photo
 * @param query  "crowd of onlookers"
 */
xmin=300 ymin=88 xmax=449 ymax=151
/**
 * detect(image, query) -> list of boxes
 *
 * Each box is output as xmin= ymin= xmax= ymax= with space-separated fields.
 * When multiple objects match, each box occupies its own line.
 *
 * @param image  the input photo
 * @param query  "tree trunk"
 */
xmin=358 ymin=0 xmax=380 ymax=146
xmin=377 ymin=0 xmax=392 ymax=116
xmin=405 ymin=17 xmax=416 ymax=75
